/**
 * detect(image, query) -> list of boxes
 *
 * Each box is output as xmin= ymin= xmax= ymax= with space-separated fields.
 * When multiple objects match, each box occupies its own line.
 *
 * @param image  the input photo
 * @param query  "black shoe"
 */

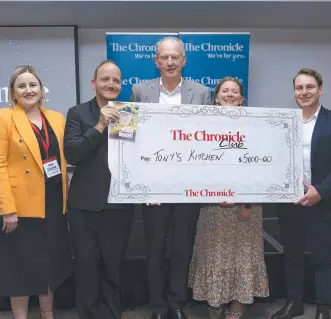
xmin=151 ymin=313 xmax=167 ymax=319
xmin=167 ymin=308 xmax=187 ymax=319
xmin=271 ymin=300 xmax=304 ymax=319
xmin=315 ymin=305 xmax=331 ymax=319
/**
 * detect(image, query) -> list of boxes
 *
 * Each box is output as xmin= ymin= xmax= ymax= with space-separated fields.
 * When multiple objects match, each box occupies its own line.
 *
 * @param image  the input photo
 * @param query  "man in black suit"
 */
xmin=271 ymin=68 xmax=331 ymax=319
xmin=64 ymin=61 xmax=134 ymax=319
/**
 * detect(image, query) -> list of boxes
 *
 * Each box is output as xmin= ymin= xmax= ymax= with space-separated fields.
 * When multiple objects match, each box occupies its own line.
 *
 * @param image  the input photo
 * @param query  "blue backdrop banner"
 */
xmin=178 ymin=32 xmax=250 ymax=102
xmin=106 ymin=32 xmax=176 ymax=102
xmin=106 ymin=32 xmax=250 ymax=102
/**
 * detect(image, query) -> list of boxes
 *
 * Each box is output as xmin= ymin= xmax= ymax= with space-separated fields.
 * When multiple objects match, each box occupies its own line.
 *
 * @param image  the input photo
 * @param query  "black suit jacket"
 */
xmin=64 ymin=98 xmax=112 ymax=212
xmin=310 ymin=106 xmax=331 ymax=208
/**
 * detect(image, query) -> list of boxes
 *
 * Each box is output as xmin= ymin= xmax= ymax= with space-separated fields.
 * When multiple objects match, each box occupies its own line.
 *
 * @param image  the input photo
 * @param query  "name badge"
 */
xmin=42 ymin=157 xmax=61 ymax=178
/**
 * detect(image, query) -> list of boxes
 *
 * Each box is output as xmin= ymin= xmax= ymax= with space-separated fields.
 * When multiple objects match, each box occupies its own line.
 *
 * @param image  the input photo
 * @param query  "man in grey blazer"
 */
xmin=130 ymin=77 xmax=210 ymax=105
xmin=130 ymin=37 xmax=211 ymax=319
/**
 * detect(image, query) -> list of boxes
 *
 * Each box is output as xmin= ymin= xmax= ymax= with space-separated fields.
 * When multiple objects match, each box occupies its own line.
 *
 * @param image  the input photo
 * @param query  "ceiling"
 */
xmin=0 ymin=1 xmax=331 ymax=29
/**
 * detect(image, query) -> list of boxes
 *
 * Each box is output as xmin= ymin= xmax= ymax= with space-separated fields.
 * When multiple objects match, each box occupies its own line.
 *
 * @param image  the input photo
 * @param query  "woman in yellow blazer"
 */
xmin=0 ymin=66 xmax=72 ymax=319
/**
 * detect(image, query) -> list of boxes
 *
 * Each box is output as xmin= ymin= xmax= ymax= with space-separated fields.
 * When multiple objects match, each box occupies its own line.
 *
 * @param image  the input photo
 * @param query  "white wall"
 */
xmin=78 ymin=28 xmax=331 ymax=110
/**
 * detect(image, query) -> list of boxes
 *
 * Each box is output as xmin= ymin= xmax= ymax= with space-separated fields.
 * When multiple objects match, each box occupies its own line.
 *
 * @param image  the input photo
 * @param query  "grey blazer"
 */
xmin=130 ymin=78 xmax=211 ymax=105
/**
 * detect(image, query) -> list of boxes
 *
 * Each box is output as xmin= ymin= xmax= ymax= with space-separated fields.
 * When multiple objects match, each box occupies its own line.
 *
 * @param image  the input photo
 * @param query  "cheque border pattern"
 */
xmin=171 ymin=104 xmax=248 ymax=119
xmin=110 ymin=105 xmax=302 ymax=202
xmin=263 ymin=110 xmax=301 ymax=200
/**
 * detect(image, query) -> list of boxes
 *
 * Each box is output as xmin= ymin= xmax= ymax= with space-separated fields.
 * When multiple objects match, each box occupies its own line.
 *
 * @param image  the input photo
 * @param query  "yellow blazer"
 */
xmin=0 ymin=105 xmax=67 ymax=218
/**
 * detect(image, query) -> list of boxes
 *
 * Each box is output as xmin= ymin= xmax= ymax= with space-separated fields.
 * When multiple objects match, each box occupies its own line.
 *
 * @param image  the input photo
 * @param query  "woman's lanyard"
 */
xmin=29 ymin=113 xmax=61 ymax=179
xmin=30 ymin=113 xmax=49 ymax=159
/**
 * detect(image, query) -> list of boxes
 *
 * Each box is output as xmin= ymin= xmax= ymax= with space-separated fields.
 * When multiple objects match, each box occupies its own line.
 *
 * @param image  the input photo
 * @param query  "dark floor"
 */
xmin=0 ymin=300 xmax=319 ymax=318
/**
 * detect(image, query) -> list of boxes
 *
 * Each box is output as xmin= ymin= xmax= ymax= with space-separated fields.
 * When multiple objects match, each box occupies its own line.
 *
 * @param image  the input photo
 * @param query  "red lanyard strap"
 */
xmin=30 ymin=113 xmax=50 ymax=158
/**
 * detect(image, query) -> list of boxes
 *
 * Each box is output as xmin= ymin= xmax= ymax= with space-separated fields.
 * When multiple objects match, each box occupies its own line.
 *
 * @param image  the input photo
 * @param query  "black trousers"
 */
xmin=143 ymin=203 xmax=200 ymax=314
xmin=277 ymin=203 xmax=331 ymax=305
xmin=67 ymin=205 xmax=134 ymax=319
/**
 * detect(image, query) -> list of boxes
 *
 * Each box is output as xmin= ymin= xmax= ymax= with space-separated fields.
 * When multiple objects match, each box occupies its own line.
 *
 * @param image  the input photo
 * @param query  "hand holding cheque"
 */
xmin=95 ymin=103 xmax=119 ymax=132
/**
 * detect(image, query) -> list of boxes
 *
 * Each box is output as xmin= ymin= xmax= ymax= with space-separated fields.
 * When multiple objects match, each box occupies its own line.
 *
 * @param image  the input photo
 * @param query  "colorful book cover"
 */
xmin=109 ymin=102 xmax=139 ymax=141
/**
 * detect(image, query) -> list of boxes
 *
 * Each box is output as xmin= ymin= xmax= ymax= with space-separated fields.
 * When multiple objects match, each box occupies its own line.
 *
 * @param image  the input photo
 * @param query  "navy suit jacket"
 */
xmin=310 ymin=106 xmax=331 ymax=210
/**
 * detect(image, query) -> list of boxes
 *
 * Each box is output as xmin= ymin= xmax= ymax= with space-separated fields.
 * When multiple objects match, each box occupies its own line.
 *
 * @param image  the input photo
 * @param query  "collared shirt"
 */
xmin=159 ymin=78 xmax=182 ymax=105
xmin=302 ymin=105 xmax=321 ymax=184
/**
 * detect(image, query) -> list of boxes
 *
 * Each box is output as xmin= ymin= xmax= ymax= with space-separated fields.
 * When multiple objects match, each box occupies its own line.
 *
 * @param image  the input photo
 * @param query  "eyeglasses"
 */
xmin=159 ymin=55 xmax=182 ymax=61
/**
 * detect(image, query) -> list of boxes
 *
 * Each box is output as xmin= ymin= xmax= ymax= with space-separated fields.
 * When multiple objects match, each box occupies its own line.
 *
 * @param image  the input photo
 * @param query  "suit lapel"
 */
xmin=181 ymin=80 xmax=193 ymax=104
xmin=149 ymin=79 xmax=160 ymax=103
xmin=12 ymin=106 xmax=43 ymax=172
xmin=88 ymin=97 xmax=101 ymax=126
xmin=311 ymin=106 xmax=327 ymax=169
xmin=150 ymin=78 xmax=193 ymax=103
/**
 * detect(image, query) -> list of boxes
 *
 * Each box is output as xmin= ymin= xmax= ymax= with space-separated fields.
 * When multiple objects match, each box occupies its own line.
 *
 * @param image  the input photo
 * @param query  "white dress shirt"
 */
xmin=159 ymin=78 xmax=182 ymax=105
xmin=302 ymin=105 xmax=321 ymax=184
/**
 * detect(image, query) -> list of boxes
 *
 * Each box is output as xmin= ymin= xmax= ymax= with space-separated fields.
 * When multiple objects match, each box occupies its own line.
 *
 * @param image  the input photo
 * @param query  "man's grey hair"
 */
xmin=155 ymin=36 xmax=186 ymax=56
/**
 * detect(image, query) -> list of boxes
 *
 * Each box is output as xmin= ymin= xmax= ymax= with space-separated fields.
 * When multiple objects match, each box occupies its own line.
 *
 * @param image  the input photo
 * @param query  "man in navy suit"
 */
xmin=272 ymin=68 xmax=331 ymax=319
